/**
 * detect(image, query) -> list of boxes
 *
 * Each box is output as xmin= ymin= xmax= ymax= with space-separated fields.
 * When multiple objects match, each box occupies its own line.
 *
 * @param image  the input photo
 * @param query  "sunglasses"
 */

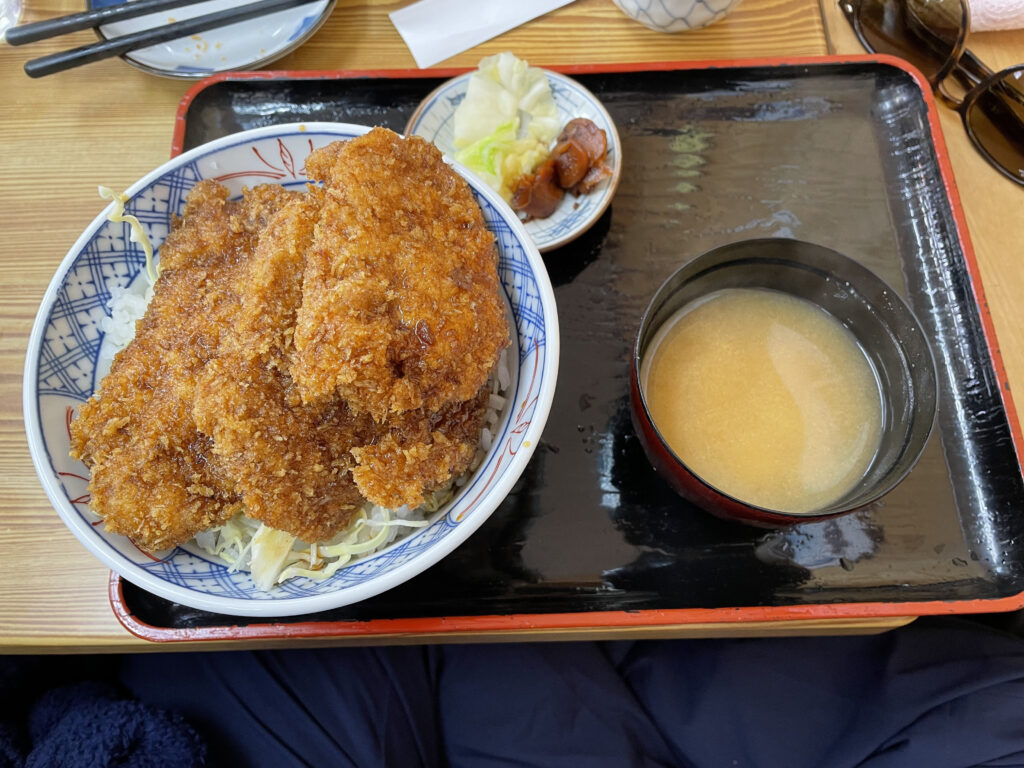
xmin=840 ymin=0 xmax=1024 ymax=186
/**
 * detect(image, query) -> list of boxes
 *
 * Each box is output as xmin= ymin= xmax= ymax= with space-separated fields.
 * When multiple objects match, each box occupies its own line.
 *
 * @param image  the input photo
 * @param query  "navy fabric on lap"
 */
xmin=436 ymin=642 xmax=676 ymax=767
xmin=609 ymin=620 xmax=1024 ymax=767
xmin=119 ymin=617 xmax=1024 ymax=768
xmin=123 ymin=646 xmax=442 ymax=767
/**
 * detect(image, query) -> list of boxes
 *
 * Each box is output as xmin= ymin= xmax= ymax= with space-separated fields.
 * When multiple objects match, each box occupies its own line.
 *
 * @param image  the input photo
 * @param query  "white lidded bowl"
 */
xmin=23 ymin=122 xmax=559 ymax=618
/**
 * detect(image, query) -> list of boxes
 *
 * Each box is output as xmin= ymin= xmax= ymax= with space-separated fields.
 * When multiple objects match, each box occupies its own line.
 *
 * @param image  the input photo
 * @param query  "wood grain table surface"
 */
xmin=0 ymin=0 xmax=1019 ymax=651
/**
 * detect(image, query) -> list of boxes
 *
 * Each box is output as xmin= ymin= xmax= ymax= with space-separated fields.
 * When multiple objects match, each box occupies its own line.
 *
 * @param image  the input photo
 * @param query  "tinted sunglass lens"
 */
xmin=966 ymin=67 xmax=1024 ymax=184
xmin=854 ymin=0 xmax=965 ymax=81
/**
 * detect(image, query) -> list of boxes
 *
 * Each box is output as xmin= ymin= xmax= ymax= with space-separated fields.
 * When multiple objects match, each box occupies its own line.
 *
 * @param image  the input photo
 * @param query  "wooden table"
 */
xmin=0 ymin=0 xmax=1020 ymax=652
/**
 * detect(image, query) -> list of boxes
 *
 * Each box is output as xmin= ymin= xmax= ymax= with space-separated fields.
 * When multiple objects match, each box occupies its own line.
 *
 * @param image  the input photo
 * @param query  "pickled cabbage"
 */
xmin=453 ymin=53 xmax=560 ymax=200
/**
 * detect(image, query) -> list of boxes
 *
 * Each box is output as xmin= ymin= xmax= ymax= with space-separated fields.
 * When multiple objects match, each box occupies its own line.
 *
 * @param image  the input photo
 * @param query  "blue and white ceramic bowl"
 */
xmin=406 ymin=69 xmax=622 ymax=254
xmin=23 ymin=122 xmax=558 ymax=618
xmin=612 ymin=0 xmax=742 ymax=32
xmin=89 ymin=0 xmax=335 ymax=78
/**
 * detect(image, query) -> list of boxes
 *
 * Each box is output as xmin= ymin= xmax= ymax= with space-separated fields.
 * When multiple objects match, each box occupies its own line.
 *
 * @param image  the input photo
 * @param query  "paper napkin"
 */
xmin=390 ymin=0 xmax=575 ymax=69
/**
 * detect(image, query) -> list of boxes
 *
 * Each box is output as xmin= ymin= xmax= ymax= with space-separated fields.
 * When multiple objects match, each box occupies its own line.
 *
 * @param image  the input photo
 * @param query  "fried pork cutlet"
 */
xmin=291 ymin=128 xmax=510 ymax=421
xmin=69 ymin=181 xmax=299 ymax=551
xmin=72 ymin=131 xmax=510 ymax=556
xmin=192 ymin=180 xmax=494 ymax=533
xmin=350 ymin=389 xmax=491 ymax=510
xmin=191 ymin=191 xmax=370 ymax=543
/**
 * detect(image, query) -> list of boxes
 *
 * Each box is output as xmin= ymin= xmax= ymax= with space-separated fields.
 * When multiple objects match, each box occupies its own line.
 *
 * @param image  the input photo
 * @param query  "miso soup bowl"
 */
xmin=629 ymin=238 xmax=938 ymax=528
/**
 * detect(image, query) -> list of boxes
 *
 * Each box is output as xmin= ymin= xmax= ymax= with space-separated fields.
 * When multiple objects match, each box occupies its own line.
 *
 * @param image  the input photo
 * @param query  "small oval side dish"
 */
xmin=406 ymin=68 xmax=622 ymax=254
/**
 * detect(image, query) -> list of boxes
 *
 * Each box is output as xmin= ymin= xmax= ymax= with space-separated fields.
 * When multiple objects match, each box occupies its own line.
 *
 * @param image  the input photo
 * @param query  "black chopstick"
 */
xmin=5 ymin=0 xmax=212 ymax=46
xmin=23 ymin=0 xmax=319 ymax=78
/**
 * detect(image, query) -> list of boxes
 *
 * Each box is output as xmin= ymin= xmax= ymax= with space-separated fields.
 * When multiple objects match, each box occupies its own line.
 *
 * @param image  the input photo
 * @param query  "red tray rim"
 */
xmin=114 ymin=53 xmax=1024 ymax=643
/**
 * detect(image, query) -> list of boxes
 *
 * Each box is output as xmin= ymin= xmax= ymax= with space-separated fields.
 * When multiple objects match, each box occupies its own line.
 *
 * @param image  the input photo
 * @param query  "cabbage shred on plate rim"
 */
xmin=453 ymin=52 xmax=561 ymax=201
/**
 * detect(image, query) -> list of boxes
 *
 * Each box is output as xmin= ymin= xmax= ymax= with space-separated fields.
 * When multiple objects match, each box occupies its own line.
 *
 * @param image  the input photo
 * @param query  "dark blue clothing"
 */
xmin=117 ymin=617 xmax=1024 ymax=768
xmin=24 ymin=680 xmax=205 ymax=768
xmin=0 ymin=674 xmax=205 ymax=768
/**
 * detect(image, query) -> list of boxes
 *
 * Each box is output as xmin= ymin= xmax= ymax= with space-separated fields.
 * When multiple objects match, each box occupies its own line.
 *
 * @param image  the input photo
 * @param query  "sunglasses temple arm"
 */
xmin=950 ymin=48 xmax=996 ymax=90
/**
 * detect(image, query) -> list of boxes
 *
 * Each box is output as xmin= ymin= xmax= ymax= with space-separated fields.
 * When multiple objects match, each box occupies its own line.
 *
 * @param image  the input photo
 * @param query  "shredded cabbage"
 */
xmin=249 ymin=526 xmax=298 ymax=591
xmin=194 ymin=503 xmax=437 ymax=589
xmin=98 ymin=186 xmax=160 ymax=284
xmin=453 ymin=52 xmax=560 ymax=200
xmin=97 ymin=187 xmax=159 ymax=372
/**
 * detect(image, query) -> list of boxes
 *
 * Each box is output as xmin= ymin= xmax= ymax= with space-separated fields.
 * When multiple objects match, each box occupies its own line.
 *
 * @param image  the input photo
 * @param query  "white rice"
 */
xmin=96 ymin=278 xmax=152 ymax=382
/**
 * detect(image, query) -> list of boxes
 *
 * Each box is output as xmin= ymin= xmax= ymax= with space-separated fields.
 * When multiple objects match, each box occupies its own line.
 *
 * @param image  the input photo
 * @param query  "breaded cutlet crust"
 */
xmin=292 ymin=128 xmax=510 ymax=421
xmin=192 ymin=192 xmax=368 ymax=543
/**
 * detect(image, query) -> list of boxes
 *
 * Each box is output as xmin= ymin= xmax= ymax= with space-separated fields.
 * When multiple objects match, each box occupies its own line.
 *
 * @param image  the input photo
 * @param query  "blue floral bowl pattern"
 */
xmin=612 ymin=0 xmax=742 ymax=32
xmin=24 ymin=123 xmax=559 ymax=618
xmin=406 ymin=70 xmax=621 ymax=253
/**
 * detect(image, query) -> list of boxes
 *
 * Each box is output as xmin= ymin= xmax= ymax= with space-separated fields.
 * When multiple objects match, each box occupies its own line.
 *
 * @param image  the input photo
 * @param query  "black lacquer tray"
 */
xmin=112 ymin=57 xmax=1024 ymax=641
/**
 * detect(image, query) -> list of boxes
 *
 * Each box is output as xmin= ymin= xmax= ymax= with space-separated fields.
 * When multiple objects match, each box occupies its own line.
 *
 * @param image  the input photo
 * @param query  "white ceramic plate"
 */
xmin=89 ymin=0 xmax=335 ymax=78
xmin=405 ymin=69 xmax=622 ymax=253
xmin=23 ymin=122 xmax=559 ymax=617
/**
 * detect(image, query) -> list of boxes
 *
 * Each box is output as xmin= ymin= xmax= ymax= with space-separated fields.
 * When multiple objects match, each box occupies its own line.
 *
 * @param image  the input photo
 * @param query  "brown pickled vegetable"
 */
xmin=511 ymin=158 xmax=564 ymax=220
xmin=510 ymin=117 xmax=612 ymax=220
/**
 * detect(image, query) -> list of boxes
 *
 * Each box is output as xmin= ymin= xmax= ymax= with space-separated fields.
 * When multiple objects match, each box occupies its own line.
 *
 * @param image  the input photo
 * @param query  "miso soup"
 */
xmin=640 ymin=288 xmax=883 ymax=513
